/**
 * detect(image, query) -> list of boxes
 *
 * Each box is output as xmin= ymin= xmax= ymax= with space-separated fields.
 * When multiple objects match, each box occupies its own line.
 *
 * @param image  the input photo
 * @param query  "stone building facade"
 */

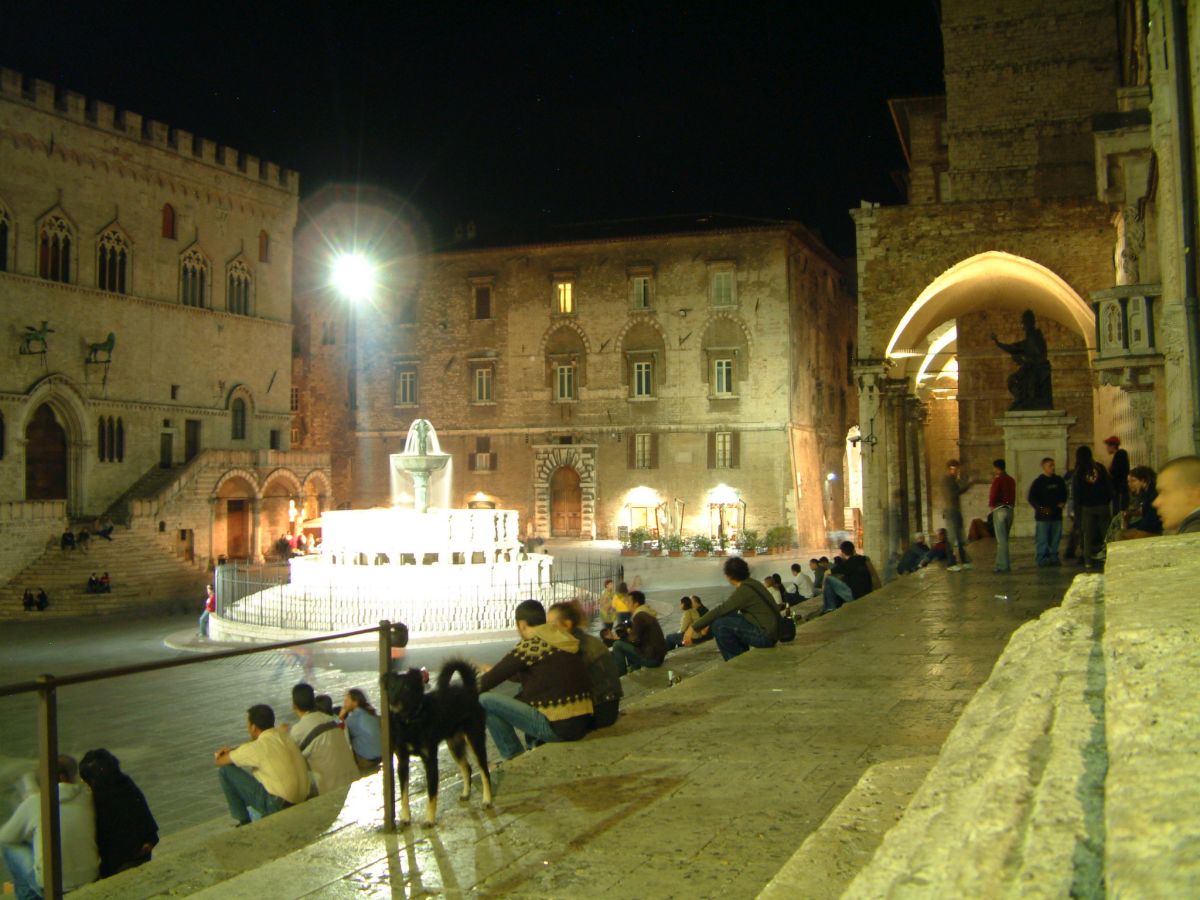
xmin=852 ymin=0 xmax=1200 ymax=559
xmin=0 ymin=69 xmax=331 ymax=581
xmin=294 ymin=217 xmax=856 ymax=549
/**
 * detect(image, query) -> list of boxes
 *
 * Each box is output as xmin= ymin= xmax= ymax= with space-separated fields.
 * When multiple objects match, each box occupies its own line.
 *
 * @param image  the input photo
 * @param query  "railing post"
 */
xmin=37 ymin=674 xmax=63 ymax=900
xmin=378 ymin=621 xmax=395 ymax=832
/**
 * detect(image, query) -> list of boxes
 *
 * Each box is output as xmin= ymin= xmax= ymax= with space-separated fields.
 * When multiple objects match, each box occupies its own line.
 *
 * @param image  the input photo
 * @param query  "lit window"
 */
xmin=633 ymin=360 xmax=654 ymax=398
xmin=474 ymin=285 xmax=492 ymax=319
xmin=714 ymin=358 xmax=734 ymax=396
xmin=632 ymin=276 xmax=651 ymax=309
xmin=227 ymin=259 xmax=252 ymax=315
xmin=634 ymin=433 xmax=652 ymax=469
xmin=556 ymin=364 xmax=576 ymax=401
xmin=396 ymin=367 xmax=418 ymax=406
xmin=473 ymin=366 xmax=494 ymax=402
xmin=556 ymin=280 xmax=574 ymax=314
xmin=711 ymin=270 xmax=734 ymax=306
xmin=38 ymin=215 xmax=73 ymax=283
xmin=290 ymin=387 xmax=300 ymax=412
xmin=180 ymin=247 xmax=209 ymax=308
xmin=231 ymin=398 xmax=247 ymax=440
xmin=97 ymin=228 xmax=129 ymax=294
xmin=715 ymin=432 xmax=732 ymax=468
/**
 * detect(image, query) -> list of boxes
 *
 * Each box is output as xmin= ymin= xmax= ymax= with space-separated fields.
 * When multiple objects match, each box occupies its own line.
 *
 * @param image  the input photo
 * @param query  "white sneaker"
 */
xmin=961 ymin=563 xmax=974 ymax=570
xmin=947 ymin=565 xmax=962 ymax=572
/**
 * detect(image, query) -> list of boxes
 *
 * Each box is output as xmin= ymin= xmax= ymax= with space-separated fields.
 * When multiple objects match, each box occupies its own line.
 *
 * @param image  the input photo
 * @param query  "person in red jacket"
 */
xmin=989 ymin=459 xmax=1017 ymax=573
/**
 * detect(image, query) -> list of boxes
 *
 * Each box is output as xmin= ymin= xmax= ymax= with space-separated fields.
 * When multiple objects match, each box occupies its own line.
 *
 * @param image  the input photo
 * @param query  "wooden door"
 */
xmin=226 ymin=499 xmax=249 ymax=558
xmin=159 ymin=432 xmax=174 ymax=468
xmin=550 ymin=467 xmax=582 ymax=536
xmin=184 ymin=419 xmax=201 ymax=462
xmin=24 ymin=404 xmax=67 ymax=500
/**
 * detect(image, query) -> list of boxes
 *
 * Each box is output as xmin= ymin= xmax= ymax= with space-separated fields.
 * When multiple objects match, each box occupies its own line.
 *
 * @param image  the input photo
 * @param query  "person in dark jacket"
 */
xmin=1121 ymin=466 xmax=1163 ymax=538
xmin=609 ymin=591 xmax=667 ymax=676
xmin=683 ymin=556 xmax=778 ymax=661
xmin=547 ymin=600 xmax=622 ymax=729
xmin=821 ymin=541 xmax=882 ymax=611
xmin=1104 ymin=436 xmax=1131 ymax=516
xmin=1073 ymin=445 xmax=1113 ymax=569
xmin=1028 ymin=457 xmax=1068 ymax=566
xmin=896 ymin=534 xmax=931 ymax=575
xmin=78 ymin=749 xmax=158 ymax=878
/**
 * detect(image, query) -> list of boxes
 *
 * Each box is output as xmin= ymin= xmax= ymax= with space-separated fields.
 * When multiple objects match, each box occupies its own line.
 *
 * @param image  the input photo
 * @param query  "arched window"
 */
xmin=227 ymin=258 xmax=252 ymax=315
xmin=116 ymin=417 xmax=124 ymax=462
xmin=180 ymin=247 xmax=209 ymax=308
xmin=97 ymin=417 xmax=107 ymax=461
xmin=258 ymin=230 xmax=269 ymax=262
xmin=162 ymin=204 xmax=176 ymax=239
xmin=0 ymin=205 xmax=10 ymax=272
xmin=97 ymin=227 xmax=129 ymax=294
xmin=96 ymin=416 xmax=124 ymax=462
xmin=38 ymin=214 xmax=73 ymax=282
xmin=231 ymin=398 xmax=247 ymax=440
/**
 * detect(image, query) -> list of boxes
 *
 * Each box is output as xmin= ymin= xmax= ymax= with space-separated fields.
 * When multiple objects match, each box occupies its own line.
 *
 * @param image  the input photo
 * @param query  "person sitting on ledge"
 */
xmin=95 ymin=516 xmax=115 ymax=541
xmin=87 ymin=573 xmax=101 ymax=594
xmin=822 ymin=541 xmax=881 ymax=613
xmin=213 ymin=704 xmax=310 ymax=826
xmin=79 ymin=748 xmax=158 ymax=878
xmin=60 ymin=529 xmax=76 ymax=552
xmin=99 ymin=572 xmax=111 ymax=593
xmin=896 ymin=534 xmax=930 ymax=575
xmin=920 ymin=529 xmax=957 ymax=568
xmin=476 ymin=600 xmax=593 ymax=761
xmin=76 ymin=528 xmax=91 ymax=552
xmin=339 ymin=688 xmax=383 ymax=773
xmin=22 ymin=589 xmax=35 ymax=612
xmin=286 ymin=683 xmax=358 ymax=796
xmin=1152 ymin=455 xmax=1200 ymax=534
xmin=548 ymin=600 xmax=622 ymax=730
xmin=35 ymin=589 xmax=49 ymax=612
xmin=682 ymin=556 xmax=778 ymax=661
xmin=664 ymin=595 xmax=700 ymax=652
xmin=609 ymin=590 xmax=666 ymax=676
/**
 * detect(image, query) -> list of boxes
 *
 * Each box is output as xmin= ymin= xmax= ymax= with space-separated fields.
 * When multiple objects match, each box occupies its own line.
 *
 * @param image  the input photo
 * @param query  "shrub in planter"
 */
xmin=664 ymin=534 xmax=685 ymax=556
xmin=765 ymin=525 xmax=795 ymax=554
xmin=737 ymin=530 xmax=759 ymax=556
xmin=691 ymin=534 xmax=713 ymax=556
xmin=628 ymin=527 xmax=651 ymax=552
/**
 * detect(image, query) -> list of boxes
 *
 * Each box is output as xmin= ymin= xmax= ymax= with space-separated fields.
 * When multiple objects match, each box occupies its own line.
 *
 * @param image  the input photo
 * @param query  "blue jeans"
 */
xmin=198 ymin=610 xmax=210 ymax=636
xmin=943 ymin=509 xmax=970 ymax=563
xmin=2 ymin=845 xmax=41 ymax=900
xmin=993 ymin=505 xmax=1013 ymax=571
xmin=479 ymin=692 xmax=563 ymax=760
xmin=710 ymin=614 xmax=775 ymax=661
xmin=822 ymin=576 xmax=854 ymax=612
xmin=217 ymin=764 xmax=289 ymax=824
xmin=1035 ymin=519 xmax=1063 ymax=564
xmin=610 ymin=640 xmax=662 ymax=676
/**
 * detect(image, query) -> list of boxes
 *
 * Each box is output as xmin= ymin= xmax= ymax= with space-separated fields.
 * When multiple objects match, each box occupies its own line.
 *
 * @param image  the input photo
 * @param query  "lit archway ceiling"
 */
xmin=886 ymin=251 xmax=1096 ymax=358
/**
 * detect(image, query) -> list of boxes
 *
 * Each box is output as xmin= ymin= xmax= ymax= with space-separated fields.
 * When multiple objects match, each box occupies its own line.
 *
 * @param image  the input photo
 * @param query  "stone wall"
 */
xmin=0 ymin=500 xmax=67 ymax=585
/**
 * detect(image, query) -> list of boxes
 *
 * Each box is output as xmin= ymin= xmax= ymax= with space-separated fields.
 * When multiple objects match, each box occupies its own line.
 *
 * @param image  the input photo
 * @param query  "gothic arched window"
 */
xmin=231 ymin=398 xmax=247 ymax=440
xmin=227 ymin=258 xmax=252 ymax=315
xmin=97 ymin=227 xmax=129 ymax=294
xmin=38 ymin=214 xmax=73 ymax=282
xmin=162 ymin=204 xmax=176 ymax=239
xmin=180 ymin=246 xmax=209 ymax=308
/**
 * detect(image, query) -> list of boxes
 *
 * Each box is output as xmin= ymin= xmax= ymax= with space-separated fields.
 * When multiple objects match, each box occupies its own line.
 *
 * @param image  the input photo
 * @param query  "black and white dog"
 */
xmin=383 ymin=659 xmax=493 ymax=825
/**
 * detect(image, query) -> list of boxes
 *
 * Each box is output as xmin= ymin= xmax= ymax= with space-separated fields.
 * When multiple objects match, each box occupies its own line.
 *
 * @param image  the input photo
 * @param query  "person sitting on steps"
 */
xmin=682 ymin=556 xmax=778 ymax=661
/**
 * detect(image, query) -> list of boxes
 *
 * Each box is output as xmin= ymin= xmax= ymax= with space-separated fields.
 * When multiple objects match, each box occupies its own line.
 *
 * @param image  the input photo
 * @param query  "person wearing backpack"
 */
xmin=682 ymin=556 xmax=779 ymax=661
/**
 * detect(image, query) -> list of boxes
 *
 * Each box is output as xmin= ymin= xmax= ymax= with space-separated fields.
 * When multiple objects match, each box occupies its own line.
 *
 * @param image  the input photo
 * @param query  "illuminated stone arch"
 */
xmin=211 ymin=467 xmax=262 ymax=500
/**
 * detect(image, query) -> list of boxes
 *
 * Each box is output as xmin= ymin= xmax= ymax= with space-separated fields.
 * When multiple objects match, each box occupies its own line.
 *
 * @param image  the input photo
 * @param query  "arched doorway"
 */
xmin=25 ymin=403 xmax=68 ymax=500
xmin=215 ymin=475 xmax=258 ymax=561
xmin=550 ymin=466 xmax=582 ymax=537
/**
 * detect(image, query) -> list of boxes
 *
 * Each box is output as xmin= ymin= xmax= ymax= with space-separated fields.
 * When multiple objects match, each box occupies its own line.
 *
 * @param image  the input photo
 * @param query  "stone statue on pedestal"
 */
xmin=991 ymin=309 xmax=1053 ymax=411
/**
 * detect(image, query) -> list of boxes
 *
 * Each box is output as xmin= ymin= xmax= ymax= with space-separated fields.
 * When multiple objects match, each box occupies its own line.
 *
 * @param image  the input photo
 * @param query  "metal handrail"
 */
xmin=0 ymin=622 xmax=406 ymax=899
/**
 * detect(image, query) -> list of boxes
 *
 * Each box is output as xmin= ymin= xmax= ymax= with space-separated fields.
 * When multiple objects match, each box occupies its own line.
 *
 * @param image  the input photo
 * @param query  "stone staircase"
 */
xmin=102 ymin=460 xmax=194 ymax=525
xmin=0 ymin=524 xmax=208 ymax=619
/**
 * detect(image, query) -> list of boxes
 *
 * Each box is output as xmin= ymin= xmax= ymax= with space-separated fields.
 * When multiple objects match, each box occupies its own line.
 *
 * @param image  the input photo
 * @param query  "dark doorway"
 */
xmin=550 ymin=466 xmax=582 ymax=536
xmin=184 ymin=419 xmax=201 ymax=462
xmin=226 ymin=499 xmax=249 ymax=558
xmin=24 ymin=403 xmax=68 ymax=500
xmin=159 ymin=432 xmax=174 ymax=468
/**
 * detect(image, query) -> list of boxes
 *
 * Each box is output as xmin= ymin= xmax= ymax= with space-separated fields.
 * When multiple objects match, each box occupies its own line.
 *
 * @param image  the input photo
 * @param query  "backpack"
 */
xmin=748 ymin=580 xmax=796 ymax=643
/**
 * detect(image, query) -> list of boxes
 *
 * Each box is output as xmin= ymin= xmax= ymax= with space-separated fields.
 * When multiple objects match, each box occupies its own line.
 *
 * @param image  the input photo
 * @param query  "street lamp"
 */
xmin=331 ymin=253 xmax=376 ymax=302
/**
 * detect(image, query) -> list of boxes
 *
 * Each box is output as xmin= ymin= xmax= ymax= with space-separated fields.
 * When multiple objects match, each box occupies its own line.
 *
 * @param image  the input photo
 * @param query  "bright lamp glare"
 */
xmin=332 ymin=254 xmax=375 ymax=301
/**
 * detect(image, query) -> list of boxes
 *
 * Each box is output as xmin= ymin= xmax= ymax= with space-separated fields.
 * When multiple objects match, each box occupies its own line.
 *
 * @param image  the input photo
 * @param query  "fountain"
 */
xmin=209 ymin=420 xmax=602 ymax=644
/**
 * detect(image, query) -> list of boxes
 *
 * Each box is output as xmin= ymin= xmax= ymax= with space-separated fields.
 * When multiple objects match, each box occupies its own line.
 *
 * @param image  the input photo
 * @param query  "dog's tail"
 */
xmin=437 ymin=658 xmax=478 ymax=692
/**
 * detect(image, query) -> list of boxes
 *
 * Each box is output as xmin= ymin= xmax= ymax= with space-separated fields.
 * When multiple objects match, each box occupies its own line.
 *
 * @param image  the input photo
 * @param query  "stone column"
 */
xmin=994 ymin=410 xmax=1077 ymax=537
xmin=250 ymin=497 xmax=263 ymax=562
xmin=854 ymin=362 xmax=888 ymax=561
xmin=907 ymin=398 xmax=931 ymax=534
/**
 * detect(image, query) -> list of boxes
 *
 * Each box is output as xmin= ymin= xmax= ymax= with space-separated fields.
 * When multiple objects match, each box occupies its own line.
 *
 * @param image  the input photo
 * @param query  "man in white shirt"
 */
xmin=214 ymin=704 xmax=310 ymax=826
xmin=788 ymin=562 xmax=815 ymax=599
xmin=0 ymin=755 xmax=100 ymax=898
xmin=288 ymin=683 xmax=359 ymax=795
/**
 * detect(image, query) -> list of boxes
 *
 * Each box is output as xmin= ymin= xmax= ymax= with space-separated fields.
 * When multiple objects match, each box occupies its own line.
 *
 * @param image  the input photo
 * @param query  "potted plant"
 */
xmin=664 ymin=534 xmax=685 ymax=557
xmin=691 ymin=534 xmax=713 ymax=557
xmin=628 ymin=527 xmax=651 ymax=554
xmin=738 ymin=529 xmax=759 ymax=557
xmin=714 ymin=535 xmax=728 ymax=557
xmin=765 ymin=525 xmax=795 ymax=555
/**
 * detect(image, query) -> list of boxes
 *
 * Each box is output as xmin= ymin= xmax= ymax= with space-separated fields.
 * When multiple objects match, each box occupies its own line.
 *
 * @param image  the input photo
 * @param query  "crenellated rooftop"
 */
xmin=0 ymin=67 xmax=298 ymax=195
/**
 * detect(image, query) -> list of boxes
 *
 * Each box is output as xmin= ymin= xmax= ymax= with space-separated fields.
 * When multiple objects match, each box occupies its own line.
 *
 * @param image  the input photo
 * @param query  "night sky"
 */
xmin=1 ymin=2 xmax=944 ymax=256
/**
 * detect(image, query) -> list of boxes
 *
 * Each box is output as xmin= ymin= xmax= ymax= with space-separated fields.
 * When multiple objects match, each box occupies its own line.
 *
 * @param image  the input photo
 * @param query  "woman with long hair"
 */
xmin=339 ymin=688 xmax=382 ymax=773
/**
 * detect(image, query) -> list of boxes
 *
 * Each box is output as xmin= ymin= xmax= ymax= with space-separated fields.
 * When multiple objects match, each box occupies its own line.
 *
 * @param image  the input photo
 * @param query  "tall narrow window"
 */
xmin=161 ymin=204 xmax=176 ymax=239
xmin=471 ymin=436 xmax=494 ymax=471
xmin=0 ymin=207 xmax=10 ymax=272
xmin=290 ymin=387 xmax=300 ymax=412
xmin=555 ymin=280 xmax=574 ymax=314
xmin=631 ymin=276 xmax=651 ymax=309
xmin=473 ymin=365 xmax=494 ymax=403
xmin=710 ymin=270 xmax=734 ymax=306
xmin=634 ymin=433 xmax=653 ymax=469
xmin=38 ymin=215 xmax=73 ymax=282
xmin=556 ymin=364 xmax=576 ymax=401
xmin=257 ymin=230 xmax=269 ymax=262
xmin=714 ymin=431 xmax=733 ymax=468
xmin=96 ymin=228 xmax=129 ymax=294
xmin=231 ymin=398 xmax=247 ymax=440
xmin=116 ymin=418 xmax=124 ymax=462
xmin=633 ymin=360 xmax=654 ymax=398
xmin=395 ymin=366 xmax=418 ymax=406
xmin=473 ymin=285 xmax=492 ymax=319
xmin=180 ymin=247 xmax=209 ymax=308
xmin=713 ymin=358 xmax=734 ymax=396
xmin=97 ymin=418 xmax=107 ymax=462
xmin=227 ymin=258 xmax=252 ymax=315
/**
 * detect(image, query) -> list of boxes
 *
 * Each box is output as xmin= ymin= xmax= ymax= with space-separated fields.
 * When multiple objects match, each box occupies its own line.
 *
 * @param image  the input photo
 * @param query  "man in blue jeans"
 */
xmin=609 ymin=590 xmax=667 ymax=675
xmin=989 ymin=459 xmax=1017 ymax=573
xmin=476 ymin=600 xmax=594 ymax=760
xmin=683 ymin=556 xmax=778 ymax=660
xmin=821 ymin=541 xmax=882 ymax=613
xmin=213 ymin=704 xmax=310 ymax=825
